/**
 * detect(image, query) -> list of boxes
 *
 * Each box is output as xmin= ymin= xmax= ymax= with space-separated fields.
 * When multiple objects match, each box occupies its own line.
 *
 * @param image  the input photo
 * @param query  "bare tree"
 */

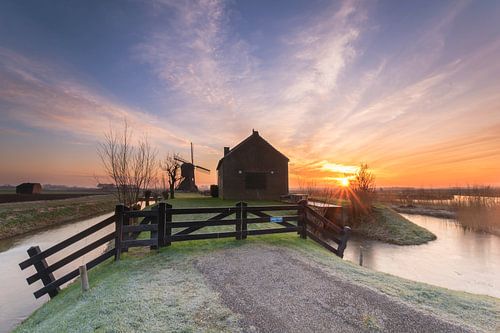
xmin=97 ymin=120 xmax=158 ymax=208
xmin=351 ymin=163 xmax=376 ymax=216
xmin=160 ymin=153 xmax=182 ymax=199
xmin=353 ymin=164 xmax=376 ymax=193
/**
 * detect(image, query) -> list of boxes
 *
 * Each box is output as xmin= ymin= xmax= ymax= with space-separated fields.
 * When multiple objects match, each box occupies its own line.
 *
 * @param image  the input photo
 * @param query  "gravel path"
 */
xmin=195 ymin=245 xmax=474 ymax=333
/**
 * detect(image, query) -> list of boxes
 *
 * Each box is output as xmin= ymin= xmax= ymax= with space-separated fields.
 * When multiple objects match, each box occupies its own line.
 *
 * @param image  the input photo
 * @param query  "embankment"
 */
xmin=0 ymin=194 xmax=116 ymax=240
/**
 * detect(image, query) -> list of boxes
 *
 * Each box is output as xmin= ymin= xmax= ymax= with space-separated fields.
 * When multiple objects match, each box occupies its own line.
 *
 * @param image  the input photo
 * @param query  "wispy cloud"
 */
xmin=136 ymin=0 xmax=256 ymax=110
xmin=0 ymin=47 xmax=190 ymax=149
xmin=134 ymin=0 xmax=367 ymax=147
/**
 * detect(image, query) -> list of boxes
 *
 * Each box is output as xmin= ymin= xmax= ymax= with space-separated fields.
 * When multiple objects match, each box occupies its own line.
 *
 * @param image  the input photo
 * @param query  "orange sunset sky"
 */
xmin=0 ymin=1 xmax=499 ymax=188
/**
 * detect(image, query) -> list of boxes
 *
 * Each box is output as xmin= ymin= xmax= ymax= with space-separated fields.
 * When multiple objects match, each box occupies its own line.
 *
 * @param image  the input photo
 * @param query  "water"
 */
xmin=0 ymin=212 xmax=499 ymax=332
xmin=0 ymin=213 xmax=114 ymax=333
xmin=343 ymin=214 xmax=500 ymax=298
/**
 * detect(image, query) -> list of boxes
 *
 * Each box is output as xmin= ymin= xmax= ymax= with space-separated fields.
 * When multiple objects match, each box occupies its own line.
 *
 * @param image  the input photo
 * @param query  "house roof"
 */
xmin=16 ymin=183 xmax=41 ymax=188
xmin=216 ymin=130 xmax=289 ymax=170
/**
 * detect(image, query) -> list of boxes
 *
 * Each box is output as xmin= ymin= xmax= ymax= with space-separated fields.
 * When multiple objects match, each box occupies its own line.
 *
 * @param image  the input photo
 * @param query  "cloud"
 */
xmin=0 ymin=47 xmax=191 ymax=150
xmin=133 ymin=0 xmax=367 ymax=152
xmin=136 ymin=0 xmax=256 ymax=110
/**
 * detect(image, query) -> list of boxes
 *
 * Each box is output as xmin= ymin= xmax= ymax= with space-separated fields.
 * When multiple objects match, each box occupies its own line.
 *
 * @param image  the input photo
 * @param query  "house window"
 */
xmin=245 ymin=172 xmax=267 ymax=189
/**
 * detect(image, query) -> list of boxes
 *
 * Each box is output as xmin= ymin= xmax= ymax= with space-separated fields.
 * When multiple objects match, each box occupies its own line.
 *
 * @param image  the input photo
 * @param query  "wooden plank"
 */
xmin=306 ymin=231 xmax=339 ymax=255
xmin=128 ymin=216 xmax=154 ymax=241
xmin=26 ymin=232 xmax=115 ymax=285
xmin=158 ymin=202 xmax=167 ymax=247
xmin=170 ymin=207 xmax=237 ymax=215
xmin=174 ymin=210 xmax=234 ymax=236
xmin=122 ymin=224 xmax=158 ymax=232
xmin=306 ymin=222 xmax=342 ymax=245
xmin=298 ymin=200 xmax=307 ymax=239
xmin=251 ymin=211 xmax=271 ymax=218
xmin=27 ymin=246 xmax=59 ymax=298
xmin=123 ymin=210 xmax=158 ymax=218
xmin=170 ymin=216 xmax=298 ymax=229
xmin=336 ymin=226 xmax=352 ymax=258
xmin=246 ymin=227 xmax=298 ymax=236
xmin=245 ymin=205 xmax=299 ymax=212
xmin=236 ymin=202 xmax=242 ymax=240
xmin=171 ymin=231 xmax=237 ymax=241
xmin=33 ymin=249 xmax=115 ymax=299
xmin=304 ymin=206 xmax=342 ymax=233
xmin=171 ymin=219 xmax=239 ymax=228
xmin=165 ymin=203 xmax=172 ymax=246
xmin=122 ymin=239 xmax=157 ymax=247
xmin=241 ymin=202 xmax=248 ymax=239
xmin=250 ymin=211 xmax=298 ymax=228
xmin=19 ymin=215 xmax=115 ymax=270
xmin=115 ymin=205 xmax=124 ymax=261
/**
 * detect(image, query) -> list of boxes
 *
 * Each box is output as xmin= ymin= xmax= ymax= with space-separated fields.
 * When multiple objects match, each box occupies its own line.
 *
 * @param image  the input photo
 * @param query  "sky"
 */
xmin=0 ymin=0 xmax=499 ymax=188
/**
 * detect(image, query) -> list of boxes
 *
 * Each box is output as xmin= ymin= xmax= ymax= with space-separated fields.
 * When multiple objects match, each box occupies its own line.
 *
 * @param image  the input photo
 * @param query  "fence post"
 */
xmin=27 ymin=246 xmax=59 ymax=298
xmin=337 ymin=226 xmax=351 ymax=258
xmin=122 ymin=206 xmax=130 ymax=253
xmin=150 ymin=209 xmax=159 ymax=251
xmin=235 ymin=202 xmax=242 ymax=240
xmin=241 ymin=202 xmax=248 ymax=240
xmin=165 ymin=203 xmax=173 ymax=246
xmin=79 ymin=265 xmax=89 ymax=292
xmin=158 ymin=202 xmax=167 ymax=247
xmin=298 ymin=200 xmax=307 ymax=239
xmin=115 ymin=204 xmax=125 ymax=261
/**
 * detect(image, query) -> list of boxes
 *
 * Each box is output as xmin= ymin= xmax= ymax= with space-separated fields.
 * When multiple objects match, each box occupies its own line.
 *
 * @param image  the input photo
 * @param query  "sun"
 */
xmin=339 ymin=177 xmax=350 ymax=187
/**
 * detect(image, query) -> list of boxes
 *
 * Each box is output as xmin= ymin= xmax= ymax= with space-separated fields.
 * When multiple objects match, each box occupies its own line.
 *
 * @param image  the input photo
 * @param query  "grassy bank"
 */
xmin=311 ymin=196 xmax=436 ymax=245
xmin=352 ymin=205 xmax=437 ymax=245
xmin=15 ymin=213 xmax=498 ymax=332
xmin=0 ymin=195 xmax=116 ymax=240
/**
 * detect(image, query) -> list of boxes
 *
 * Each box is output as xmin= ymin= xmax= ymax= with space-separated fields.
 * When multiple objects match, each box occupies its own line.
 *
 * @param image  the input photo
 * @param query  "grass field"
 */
xmin=14 ymin=195 xmax=499 ymax=332
xmin=0 ymin=193 xmax=107 ymax=204
xmin=0 ymin=194 xmax=116 ymax=239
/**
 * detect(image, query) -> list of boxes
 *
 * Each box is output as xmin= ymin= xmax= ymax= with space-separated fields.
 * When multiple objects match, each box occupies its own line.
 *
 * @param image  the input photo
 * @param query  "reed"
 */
xmin=453 ymin=186 xmax=500 ymax=234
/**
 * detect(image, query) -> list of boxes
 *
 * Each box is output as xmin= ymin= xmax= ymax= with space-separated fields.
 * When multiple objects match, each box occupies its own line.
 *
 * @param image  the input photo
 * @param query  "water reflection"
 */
xmin=0 ymin=213 xmax=113 ymax=333
xmin=343 ymin=214 xmax=500 ymax=298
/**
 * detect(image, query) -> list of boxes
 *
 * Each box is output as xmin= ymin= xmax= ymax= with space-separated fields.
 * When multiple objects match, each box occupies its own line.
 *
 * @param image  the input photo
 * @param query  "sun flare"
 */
xmin=339 ymin=177 xmax=350 ymax=187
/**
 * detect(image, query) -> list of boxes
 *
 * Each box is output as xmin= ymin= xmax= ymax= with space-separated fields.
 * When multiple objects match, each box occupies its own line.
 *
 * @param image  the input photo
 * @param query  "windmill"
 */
xmin=174 ymin=143 xmax=210 ymax=192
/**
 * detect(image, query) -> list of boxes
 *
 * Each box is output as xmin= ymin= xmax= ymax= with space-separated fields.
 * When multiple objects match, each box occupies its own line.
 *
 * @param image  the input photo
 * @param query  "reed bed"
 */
xmin=378 ymin=186 xmax=500 ymax=234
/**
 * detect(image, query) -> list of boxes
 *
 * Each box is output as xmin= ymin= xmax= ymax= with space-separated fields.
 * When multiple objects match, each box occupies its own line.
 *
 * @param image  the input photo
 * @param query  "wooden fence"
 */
xmin=19 ymin=200 xmax=350 ymax=299
xmin=18 ymin=215 xmax=116 ymax=299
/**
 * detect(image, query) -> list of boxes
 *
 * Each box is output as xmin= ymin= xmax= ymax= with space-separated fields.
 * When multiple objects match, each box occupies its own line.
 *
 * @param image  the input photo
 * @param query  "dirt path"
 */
xmin=196 ymin=245 xmax=474 ymax=333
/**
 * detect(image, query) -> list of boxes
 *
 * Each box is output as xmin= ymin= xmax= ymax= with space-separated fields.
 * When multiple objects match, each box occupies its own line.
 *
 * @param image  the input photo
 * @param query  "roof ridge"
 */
xmin=216 ymin=131 xmax=289 ymax=170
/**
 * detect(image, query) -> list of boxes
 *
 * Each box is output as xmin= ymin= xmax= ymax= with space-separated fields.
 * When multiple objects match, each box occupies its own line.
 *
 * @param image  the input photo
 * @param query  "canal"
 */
xmin=0 ymin=213 xmax=114 ymax=333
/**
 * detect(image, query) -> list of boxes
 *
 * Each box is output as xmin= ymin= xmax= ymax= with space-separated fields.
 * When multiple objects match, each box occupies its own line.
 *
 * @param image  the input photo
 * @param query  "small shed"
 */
xmin=217 ymin=130 xmax=289 ymax=200
xmin=16 ymin=183 xmax=42 ymax=194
